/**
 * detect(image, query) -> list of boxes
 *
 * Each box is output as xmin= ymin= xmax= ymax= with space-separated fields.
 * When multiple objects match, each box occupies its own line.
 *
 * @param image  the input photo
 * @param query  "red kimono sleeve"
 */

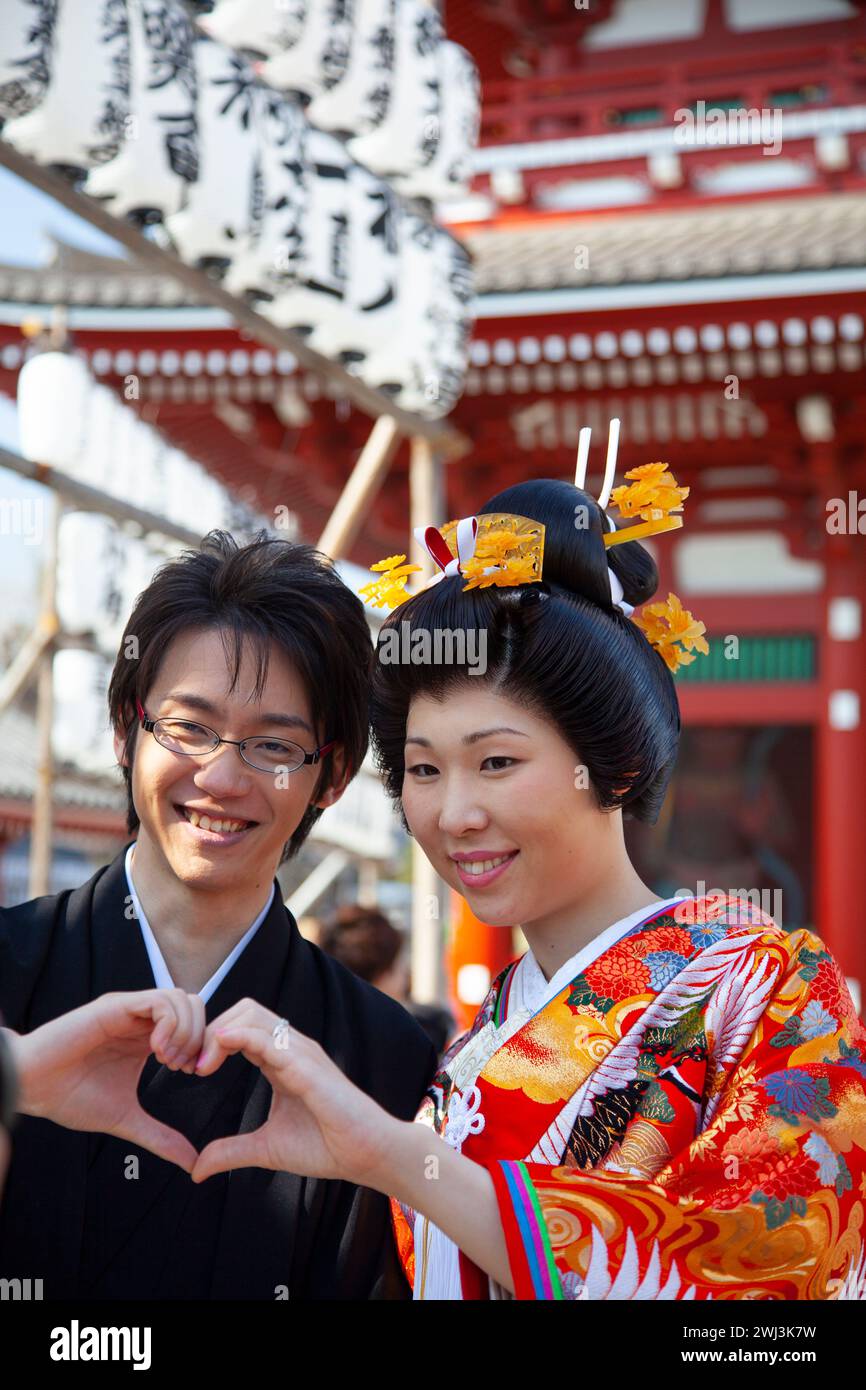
xmin=482 ymin=929 xmax=866 ymax=1300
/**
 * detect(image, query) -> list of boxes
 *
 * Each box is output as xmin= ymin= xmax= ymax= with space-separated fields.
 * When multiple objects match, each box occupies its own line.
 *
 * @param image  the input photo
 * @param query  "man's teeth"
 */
xmin=459 ymin=854 xmax=513 ymax=875
xmin=184 ymin=808 xmax=250 ymax=833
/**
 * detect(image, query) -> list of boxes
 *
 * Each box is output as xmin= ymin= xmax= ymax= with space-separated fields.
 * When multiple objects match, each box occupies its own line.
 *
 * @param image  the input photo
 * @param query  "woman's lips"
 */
xmin=452 ymin=851 xmax=519 ymax=888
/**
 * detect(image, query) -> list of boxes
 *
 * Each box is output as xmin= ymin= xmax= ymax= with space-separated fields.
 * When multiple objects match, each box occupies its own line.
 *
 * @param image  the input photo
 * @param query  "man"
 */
xmin=0 ymin=531 xmax=436 ymax=1299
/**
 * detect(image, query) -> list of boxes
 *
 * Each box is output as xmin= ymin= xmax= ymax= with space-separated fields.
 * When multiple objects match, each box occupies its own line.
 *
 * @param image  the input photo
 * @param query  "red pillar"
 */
xmin=815 ymin=528 xmax=866 ymax=1001
xmin=445 ymin=893 xmax=519 ymax=1033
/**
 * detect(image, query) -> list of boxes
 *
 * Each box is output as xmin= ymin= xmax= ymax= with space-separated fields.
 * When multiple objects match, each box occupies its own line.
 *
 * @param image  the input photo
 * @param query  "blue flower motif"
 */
xmin=689 ymin=922 xmax=729 ymax=949
xmin=644 ymin=951 xmax=687 ymax=991
xmin=763 ymin=1069 xmax=817 ymax=1114
xmin=804 ymin=1132 xmax=839 ymax=1184
xmin=799 ymin=1000 xmax=838 ymax=1041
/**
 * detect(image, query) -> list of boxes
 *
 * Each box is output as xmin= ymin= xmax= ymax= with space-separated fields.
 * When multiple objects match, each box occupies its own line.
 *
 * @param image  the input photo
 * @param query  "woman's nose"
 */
xmin=437 ymin=777 xmax=489 ymax=837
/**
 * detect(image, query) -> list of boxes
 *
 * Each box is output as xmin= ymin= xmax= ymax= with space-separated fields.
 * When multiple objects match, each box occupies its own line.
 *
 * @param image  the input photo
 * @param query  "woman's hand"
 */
xmin=3 ymin=988 xmax=206 ymax=1172
xmin=191 ymin=998 xmax=399 ymax=1188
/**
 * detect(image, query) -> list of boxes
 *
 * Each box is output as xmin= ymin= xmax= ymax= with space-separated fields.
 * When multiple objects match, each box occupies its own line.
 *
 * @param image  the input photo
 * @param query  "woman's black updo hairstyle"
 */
xmin=368 ymin=478 xmax=681 ymax=827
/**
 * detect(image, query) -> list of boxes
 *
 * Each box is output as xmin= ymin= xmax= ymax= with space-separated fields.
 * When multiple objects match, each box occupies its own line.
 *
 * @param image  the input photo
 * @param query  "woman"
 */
xmin=14 ymin=474 xmax=866 ymax=1300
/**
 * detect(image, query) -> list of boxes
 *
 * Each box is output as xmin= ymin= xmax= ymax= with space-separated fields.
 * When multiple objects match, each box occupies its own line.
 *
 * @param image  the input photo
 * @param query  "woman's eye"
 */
xmin=482 ymin=756 xmax=516 ymax=771
xmin=406 ymin=763 xmax=439 ymax=778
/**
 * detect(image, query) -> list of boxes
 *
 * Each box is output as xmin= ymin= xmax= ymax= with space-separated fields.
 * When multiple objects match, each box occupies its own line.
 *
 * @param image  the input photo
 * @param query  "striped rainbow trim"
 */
xmin=499 ymin=1160 xmax=564 ymax=1299
xmin=493 ymin=960 xmax=519 ymax=1028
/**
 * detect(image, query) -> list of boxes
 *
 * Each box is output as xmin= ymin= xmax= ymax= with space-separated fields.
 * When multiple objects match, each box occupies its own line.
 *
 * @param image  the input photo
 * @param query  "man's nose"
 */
xmin=192 ymin=741 xmax=254 ymax=792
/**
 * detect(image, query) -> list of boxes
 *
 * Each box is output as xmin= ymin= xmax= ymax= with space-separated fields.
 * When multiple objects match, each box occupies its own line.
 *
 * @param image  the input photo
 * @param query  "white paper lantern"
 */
xmin=52 ymin=648 xmax=116 ymax=774
xmin=394 ymin=41 xmax=479 ymax=201
xmin=222 ymin=90 xmax=309 ymax=302
xmin=17 ymin=350 xmax=90 ymax=467
xmin=203 ymin=0 xmax=307 ymax=57
xmin=0 ymin=0 xmax=56 ymax=123
xmin=305 ymin=162 xmax=400 ymax=360
xmin=2 ymin=0 xmax=128 ymax=175
xmin=348 ymin=0 xmax=441 ymax=179
xmin=306 ymin=0 xmax=395 ymax=137
xmin=164 ymin=33 xmax=259 ymax=267
xmin=86 ymin=0 xmax=197 ymax=223
xmin=355 ymin=217 xmax=472 ymax=417
xmin=260 ymin=0 xmax=354 ymax=101
xmin=257 ymin=123 xmax=352 ymax=332
xmin=57 ymin=512 xmax=124 ymax=638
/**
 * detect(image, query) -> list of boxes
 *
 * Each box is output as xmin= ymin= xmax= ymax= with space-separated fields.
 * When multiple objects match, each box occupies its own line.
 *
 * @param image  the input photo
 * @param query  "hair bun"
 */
xmin=480 ymin=478 xmax=659 ymax=611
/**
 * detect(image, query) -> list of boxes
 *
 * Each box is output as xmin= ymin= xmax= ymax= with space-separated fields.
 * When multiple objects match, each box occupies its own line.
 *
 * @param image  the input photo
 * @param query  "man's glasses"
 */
xmin=135 ymin=699 xmax=335 ymax=775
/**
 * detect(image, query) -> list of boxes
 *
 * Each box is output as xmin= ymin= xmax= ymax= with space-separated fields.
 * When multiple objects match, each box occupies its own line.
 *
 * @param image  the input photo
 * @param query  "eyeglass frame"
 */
xmin=135 ymin=698 xmax=336 ymax=773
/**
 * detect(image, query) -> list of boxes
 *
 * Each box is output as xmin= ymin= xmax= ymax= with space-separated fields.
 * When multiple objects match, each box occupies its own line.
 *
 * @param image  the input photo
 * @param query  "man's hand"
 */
xmin=3 ymin=989 xmax=206 ymax=1172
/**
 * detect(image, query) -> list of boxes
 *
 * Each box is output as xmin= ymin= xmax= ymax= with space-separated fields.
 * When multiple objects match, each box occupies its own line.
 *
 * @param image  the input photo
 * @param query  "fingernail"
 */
xmin=163 ymin=1047 xmax=177 ymax=1063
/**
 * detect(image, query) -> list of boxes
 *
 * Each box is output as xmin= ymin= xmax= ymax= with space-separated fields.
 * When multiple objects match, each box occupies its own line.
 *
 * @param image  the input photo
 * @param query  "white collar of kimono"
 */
xmin=124 ymin=843 xmax=275 ymax=1004
xmin=513 ymin=893 xmax=692 ymax=1020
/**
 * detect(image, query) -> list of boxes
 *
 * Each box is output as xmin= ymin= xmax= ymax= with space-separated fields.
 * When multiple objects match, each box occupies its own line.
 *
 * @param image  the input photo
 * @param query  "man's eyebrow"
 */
xmin=158 ymin=691 xmax=315 ymax=737
xmin=404 ymin=726 xmax=529 ymax=748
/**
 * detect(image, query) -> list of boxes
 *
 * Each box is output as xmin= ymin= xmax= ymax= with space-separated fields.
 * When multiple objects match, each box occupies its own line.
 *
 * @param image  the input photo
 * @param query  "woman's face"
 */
xmin=401 ymin=684 xmax=616 ymax=931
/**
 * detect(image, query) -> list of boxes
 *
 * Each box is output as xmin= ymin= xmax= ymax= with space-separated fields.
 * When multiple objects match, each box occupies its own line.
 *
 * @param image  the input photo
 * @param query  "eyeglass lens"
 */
xmin=152 ymin=719 xmax=306 ymax=772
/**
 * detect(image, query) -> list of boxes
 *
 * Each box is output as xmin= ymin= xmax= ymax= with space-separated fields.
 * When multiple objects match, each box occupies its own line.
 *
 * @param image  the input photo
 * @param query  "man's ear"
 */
xmin=313 ymin=743 xmax=353 ymax=811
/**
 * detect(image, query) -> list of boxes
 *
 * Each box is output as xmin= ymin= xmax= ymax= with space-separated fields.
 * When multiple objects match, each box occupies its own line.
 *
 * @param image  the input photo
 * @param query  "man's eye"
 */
xmin=253 ymin=740 xmax=293 ymax=754
xmin=406 ymin=763 xmax=439 ymax=778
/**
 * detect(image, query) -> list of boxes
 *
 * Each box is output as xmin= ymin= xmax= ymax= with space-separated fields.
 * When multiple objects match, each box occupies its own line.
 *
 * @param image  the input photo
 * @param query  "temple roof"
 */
xmin=1 ymin=191 xmax=864 ymax=311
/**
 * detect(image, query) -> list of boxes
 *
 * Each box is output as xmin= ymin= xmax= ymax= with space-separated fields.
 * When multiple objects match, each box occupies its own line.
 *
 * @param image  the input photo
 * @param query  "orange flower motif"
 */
xmin=610 ymin=463 xmax=689 ymax=523
xmin=460 ymin=527 xmax=543 ymax=590
xmin=633 ymin=592 xmax=710 ymax=674
xmin=358 ymin=554 xmax=422 ymax=610
xmin=631 ymin=924 xmax=694 ymax=959
xmin=584 ymin=943 xmax=651 ymax=997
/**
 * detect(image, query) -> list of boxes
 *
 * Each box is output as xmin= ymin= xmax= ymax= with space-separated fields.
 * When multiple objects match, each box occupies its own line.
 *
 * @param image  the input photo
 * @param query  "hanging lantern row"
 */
xmin=0 ymin=0 xmax=477 ymax=419
xmin=16 ymin=349 xmax=244 ymax=533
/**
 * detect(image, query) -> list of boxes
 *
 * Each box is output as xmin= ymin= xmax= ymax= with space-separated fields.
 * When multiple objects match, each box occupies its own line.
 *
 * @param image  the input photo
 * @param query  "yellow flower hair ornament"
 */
xmin=357 ymin=554 xmax=423 ymax=610
xmin=358 ymin=514 xmax=545 ymax=611
xmin=632 ymin=592 xmax=710 ymax=674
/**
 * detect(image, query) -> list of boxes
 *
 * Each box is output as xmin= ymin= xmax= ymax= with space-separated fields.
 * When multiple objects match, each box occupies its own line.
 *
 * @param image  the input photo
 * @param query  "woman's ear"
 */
xmin=314 ymin=743 xmax=352 ymax=810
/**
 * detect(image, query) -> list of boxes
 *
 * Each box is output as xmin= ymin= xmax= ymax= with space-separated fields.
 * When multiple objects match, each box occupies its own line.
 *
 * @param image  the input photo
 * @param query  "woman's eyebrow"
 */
xmin=404 ymin=727 xmax=529 ymax=748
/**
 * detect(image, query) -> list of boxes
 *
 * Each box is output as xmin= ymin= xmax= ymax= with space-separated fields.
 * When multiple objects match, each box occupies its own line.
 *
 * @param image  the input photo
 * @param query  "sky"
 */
xmin=0 ymin=169 xmax=124 ymax=621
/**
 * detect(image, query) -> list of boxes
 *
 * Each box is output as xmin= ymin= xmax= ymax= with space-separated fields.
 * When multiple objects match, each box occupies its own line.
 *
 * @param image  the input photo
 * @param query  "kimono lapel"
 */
xmin=208 ymin=902 xmax=325 ymax=1299
xmin=461 ymin=900 xmax=695 ymax=1164
xmin=86 ymin=857 xmax=305 ymax=1289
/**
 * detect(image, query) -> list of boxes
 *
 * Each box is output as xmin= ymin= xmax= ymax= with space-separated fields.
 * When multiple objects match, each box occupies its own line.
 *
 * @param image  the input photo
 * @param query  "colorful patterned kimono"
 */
xmin=391 ymin=894 xmax=866 ymax=1299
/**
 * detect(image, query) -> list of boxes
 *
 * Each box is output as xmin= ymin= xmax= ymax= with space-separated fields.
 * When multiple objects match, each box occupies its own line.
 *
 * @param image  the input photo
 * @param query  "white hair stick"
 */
xmin=574 ymin=426 xmax=592 ymax=489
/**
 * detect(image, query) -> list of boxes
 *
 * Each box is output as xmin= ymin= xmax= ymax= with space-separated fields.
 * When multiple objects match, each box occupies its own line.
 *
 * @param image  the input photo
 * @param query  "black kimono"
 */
xmin=0 ymin=845 xmax=437 ymax=1300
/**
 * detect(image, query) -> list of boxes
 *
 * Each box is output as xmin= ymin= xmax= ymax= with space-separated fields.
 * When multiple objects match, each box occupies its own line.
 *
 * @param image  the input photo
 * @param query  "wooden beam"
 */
xmin=0 ymin=139 xmax=469 ymax=450
xmin=0 ymin=445 xmax=204 ymax=544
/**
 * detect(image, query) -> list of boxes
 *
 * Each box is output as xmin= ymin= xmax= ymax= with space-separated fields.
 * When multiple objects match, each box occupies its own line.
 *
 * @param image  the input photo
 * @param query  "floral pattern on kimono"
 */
xmin=391 ymin=895 xmax=866 ymax=1300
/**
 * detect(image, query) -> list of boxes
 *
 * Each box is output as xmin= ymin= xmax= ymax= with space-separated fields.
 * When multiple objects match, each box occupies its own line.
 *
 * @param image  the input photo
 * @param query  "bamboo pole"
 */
xmin=316 ymin=414 xmax=402 ymax=558
xmin=408 ymin=435 xmax=446 ymax=1002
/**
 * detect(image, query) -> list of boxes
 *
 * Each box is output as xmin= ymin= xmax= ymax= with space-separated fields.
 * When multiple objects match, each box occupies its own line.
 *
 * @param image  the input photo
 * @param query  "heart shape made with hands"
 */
xmin=17 ymin=988 xmax=390 ymax=1190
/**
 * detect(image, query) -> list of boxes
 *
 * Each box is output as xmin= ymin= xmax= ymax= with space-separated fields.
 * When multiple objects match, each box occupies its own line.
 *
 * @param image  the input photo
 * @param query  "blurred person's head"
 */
xmin=320 ymin=905 xmax=410 ymax=999
xmin=108 ymin=531 xmax=373 ymax=896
